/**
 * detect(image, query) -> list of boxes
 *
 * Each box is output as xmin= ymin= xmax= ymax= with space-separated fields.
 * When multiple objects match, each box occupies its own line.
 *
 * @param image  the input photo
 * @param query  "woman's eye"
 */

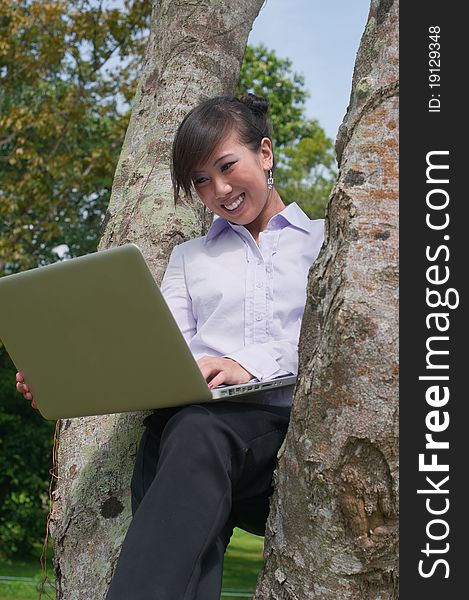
xmin=192 ymin=162 xmax=235 ymax=185
xmin=221 ymin=162 xmax=235 ymax=172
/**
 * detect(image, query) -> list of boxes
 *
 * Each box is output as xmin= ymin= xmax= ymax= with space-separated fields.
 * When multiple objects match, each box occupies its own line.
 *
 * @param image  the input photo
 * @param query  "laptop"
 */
xmin=0 ymin=244 xmax=296 ymax=420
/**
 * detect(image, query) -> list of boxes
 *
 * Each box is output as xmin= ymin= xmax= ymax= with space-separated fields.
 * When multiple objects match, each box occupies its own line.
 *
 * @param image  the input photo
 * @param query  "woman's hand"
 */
xmin=15 ymin=372 xmax=37 ymax=409
xmin=196 ymin=356 xmax=254 ymax=389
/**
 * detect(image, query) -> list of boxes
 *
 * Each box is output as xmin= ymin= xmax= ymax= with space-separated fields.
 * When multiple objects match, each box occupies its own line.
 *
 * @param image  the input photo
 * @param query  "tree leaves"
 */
xmin=237 ymin=44 xmax=336 ymax=219
xmin=0 ymin=345 xmax=55 ymax=559
xmin=0 ymin=0 xmax=150 ymax=274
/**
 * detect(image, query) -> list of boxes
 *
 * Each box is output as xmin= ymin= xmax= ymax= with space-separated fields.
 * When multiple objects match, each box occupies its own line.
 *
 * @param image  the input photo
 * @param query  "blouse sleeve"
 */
xmin=160 ymin=245 xmax=197 ymax=346
xmin=223 ymin=339 xmax=298 ymax=381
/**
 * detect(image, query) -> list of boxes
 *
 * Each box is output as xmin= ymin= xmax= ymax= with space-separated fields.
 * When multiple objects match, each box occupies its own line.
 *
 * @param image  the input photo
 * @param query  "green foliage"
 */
xmin=236 ymin=45 xmax=309 ymax=148
xmin=275 ymin=119 xmax=337 ymax=219
xmin=0 ymin=0 xmax=151 ymax=274
xmin=237 ymin=44 xmax=337 ymax=219
xmin=0 ymin=347 xmax=55 ymax=559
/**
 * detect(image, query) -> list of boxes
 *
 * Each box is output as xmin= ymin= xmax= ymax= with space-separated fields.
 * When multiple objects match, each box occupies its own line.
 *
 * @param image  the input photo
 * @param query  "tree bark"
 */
xmin=49 ymin=1 xmax=265 ymax=598
xmin=254 ymin=1 xmax=399 ymax=599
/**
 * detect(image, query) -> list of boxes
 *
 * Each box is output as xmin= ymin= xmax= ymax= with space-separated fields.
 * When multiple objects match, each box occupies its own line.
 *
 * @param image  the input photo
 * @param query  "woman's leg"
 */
xmin=192 ymin=512 xmax=235 ymax=600
xmin=106 ymin=401 xmax=289 ymax=600
xmin=130 ymin=407 xmax=178 ymax=516
xmin=130 ymin=410 xmax=236 ymax=600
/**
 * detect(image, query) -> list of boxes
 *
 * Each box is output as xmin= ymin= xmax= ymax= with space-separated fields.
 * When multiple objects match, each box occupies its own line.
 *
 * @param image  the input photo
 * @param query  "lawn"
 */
xmin=222 ymin=528 xmax=264 ymax=598
xmin=0 ymin=528 xmax=264 ymax=600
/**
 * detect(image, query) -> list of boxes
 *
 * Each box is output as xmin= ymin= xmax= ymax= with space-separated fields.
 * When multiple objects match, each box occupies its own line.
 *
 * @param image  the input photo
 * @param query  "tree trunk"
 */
xmin=254 ymin=1 xmax=399 ymax=599
xmin=49 ymin=1 xmax=265 ymax=597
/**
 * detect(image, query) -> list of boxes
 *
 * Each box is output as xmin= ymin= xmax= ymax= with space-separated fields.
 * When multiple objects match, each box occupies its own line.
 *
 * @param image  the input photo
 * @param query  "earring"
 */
xmin=267 ymin=169 xmax=274 ymax=190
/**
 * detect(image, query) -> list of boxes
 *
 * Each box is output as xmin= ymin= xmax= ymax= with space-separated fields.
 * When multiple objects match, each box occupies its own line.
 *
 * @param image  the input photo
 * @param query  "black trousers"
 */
xmin=105 ymin=400 xmax=290 ymax=600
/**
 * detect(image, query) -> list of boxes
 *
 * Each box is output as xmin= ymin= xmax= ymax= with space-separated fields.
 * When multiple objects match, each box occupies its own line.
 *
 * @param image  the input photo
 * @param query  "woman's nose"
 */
xmin=214 ymin=177 xmax=232 ymax=199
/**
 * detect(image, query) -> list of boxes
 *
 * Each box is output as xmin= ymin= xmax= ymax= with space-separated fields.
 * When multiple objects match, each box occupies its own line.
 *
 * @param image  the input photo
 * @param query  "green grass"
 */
xmin=0 ymin=552 xmax=54 ymax=600
xmin=222 ymin=528 xmax=264 ymax=598
xmin=0 ymin=528 xmax=264 ymax=599
xmin=0 ymin=539 xmax=54 ymax=600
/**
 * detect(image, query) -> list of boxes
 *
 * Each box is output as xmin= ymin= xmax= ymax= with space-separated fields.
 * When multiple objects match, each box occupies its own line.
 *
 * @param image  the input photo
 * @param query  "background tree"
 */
xmin=275 ymin=118 xmax=336 ymax=219
xmin=254 ymin=1 xmax=399 ymax=597
xmin=237 ymin=44 xmax=336 ymax=218
xmin=0 ymin=0 xmax=150 ymax=274
xmin=0 ymin=349 xmax=55 ymax=559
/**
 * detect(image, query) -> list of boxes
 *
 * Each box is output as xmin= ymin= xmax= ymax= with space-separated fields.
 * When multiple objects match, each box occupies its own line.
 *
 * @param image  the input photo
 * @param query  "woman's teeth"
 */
xmin=223 ymin=193 xmax=245 ymax=211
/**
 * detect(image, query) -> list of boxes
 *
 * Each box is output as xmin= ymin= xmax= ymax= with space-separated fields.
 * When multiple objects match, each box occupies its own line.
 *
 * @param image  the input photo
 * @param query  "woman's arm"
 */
xmin=160 ymin=245 xmax=197 ymax=345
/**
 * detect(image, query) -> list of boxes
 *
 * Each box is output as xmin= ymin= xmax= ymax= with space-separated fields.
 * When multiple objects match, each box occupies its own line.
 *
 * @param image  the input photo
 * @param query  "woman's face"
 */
xmin=191 ymin=130 xmax=274 ymax=229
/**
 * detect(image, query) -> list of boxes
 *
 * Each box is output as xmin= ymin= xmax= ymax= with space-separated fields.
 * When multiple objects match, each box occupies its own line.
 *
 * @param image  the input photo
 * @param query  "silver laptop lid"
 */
xmin=0 ymin=244 xmax=212 ymax=419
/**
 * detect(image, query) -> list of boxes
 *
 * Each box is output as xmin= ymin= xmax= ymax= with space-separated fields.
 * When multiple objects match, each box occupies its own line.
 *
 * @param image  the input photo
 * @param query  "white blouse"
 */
xmin=161 ymin=202 xmax=324 ymax=406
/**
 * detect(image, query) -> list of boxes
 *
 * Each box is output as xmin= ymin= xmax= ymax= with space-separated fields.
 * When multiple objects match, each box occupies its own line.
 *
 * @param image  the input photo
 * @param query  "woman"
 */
xmin=16 ymin=93 xmax=324 ymax=600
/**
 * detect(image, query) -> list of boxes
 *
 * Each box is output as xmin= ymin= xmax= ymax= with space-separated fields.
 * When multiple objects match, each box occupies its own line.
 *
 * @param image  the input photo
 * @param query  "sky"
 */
xmin=247 ymin=0 xmax=371 ymax=141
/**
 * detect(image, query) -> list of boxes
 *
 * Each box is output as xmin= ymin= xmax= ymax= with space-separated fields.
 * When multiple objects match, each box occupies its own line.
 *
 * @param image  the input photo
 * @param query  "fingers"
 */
xmin=196 ymin=356 xmax=219 ymax=382
xmin=197 ymin=357 xmax=230 ymax=386
xmin=16 ymin=373 xmax=29 ymax=394
xmin=16 ymin=381 xmax=30 ymax=394
xmin=208 ymin=372 xmax=226 ymax=389
xmin=15 ymin=373 xmax=36 ymax=408
xmin=196 ymin=356 xmax=253 ymax=389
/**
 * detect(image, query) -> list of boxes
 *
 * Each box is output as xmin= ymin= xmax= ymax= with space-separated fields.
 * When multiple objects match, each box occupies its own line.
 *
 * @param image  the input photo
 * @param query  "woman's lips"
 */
xmin=222 ymin=192 xmax=245 ymax=211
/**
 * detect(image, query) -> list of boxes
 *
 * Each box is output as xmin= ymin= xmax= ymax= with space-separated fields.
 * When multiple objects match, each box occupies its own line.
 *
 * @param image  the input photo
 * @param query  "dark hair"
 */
xmin=171 ymin=93 xmax=275 ymax=201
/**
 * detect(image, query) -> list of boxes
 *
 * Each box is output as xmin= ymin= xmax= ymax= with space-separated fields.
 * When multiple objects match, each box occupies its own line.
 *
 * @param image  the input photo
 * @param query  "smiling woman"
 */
xmin=103 ymin=93 xmax=325 ymax=600
xmin=171 ymin=95 xmax=286 ymax=242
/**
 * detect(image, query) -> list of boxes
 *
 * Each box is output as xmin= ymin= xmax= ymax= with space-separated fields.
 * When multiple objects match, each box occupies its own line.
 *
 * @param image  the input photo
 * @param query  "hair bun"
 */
xmin=238 ymin=93 xmax=269 ymax=115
